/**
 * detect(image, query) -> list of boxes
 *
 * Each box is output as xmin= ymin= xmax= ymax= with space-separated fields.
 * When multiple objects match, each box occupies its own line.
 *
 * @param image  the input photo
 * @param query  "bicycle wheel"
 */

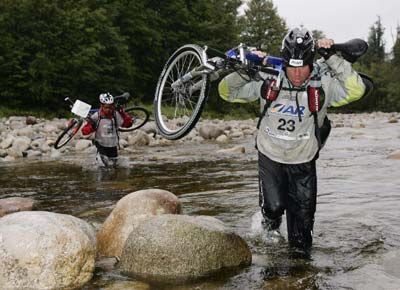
xmin=119 ymin=106 xmax=150 ymax=132
xmin=54 ymin=119 xmax=83 ymax=149
xmin=154 ymin=44 xmax=211 ymax=140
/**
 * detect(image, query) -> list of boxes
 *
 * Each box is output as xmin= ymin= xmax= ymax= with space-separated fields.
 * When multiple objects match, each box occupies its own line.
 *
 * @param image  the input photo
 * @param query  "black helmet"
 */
xmin=281 ymin=27 xmax=315 ymax=68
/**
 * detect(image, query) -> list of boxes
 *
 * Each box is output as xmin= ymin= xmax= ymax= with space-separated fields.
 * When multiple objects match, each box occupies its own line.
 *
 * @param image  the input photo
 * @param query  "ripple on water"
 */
xmin=1 ymin=125 xmax=400 ymax=290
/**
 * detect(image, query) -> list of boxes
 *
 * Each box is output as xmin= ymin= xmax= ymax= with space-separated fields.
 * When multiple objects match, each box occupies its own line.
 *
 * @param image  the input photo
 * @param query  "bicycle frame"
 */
xmin=154 ymin=39 xmax=371 ymax=140
xmin=170 ymin=44 xmax=282 ymax=97
xmin=170 ymin=47 xmax=215 ymax=94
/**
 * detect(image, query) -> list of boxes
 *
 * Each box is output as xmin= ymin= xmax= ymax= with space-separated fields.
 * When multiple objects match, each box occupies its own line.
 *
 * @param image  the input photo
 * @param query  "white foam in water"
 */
xmin=50 ymin=148 xmax=61 ymax=160
xmin=93 ymin=155 xmax=125 ymax=169
xmin=250 ymin=211 xmax=264 ymax=235
xmin=116 ymin=156 xmax=130 ymax=168
xmin=79 ymin=154 xmax=131 ymax=170
xmin=249 ymin=211 xmax=286 ymax=244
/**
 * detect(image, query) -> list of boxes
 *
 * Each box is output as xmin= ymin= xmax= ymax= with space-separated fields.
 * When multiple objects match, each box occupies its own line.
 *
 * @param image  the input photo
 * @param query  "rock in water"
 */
xmin=120 ymin=214 xmax=251 ymax=282
xmin=97 ymin=189 xmax=181 ymax=257
xmin=0 ymin=211 xmax=96 ymax=290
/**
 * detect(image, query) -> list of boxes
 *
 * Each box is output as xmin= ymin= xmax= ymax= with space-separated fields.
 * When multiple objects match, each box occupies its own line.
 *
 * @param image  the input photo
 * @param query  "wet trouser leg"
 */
xmin=94 ymin=142 xmax=118 ymax=167
xmin=258 ymin=152 xmax=287 ymax=229
xmin=286 ymin=159 xmax=317 ymax=250
xmin=258 ymin=151 xmax=317 ymax=249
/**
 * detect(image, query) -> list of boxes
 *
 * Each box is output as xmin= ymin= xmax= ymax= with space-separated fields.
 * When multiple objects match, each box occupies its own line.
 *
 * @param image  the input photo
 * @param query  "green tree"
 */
xmin=362 ymin=16 xmax=386 ymax=66
xmin=392 ymin=24 xmax=400 ymax=66
xmin=0 ymin=0 xmax=133 ymax=110
xmin=312 ymin=29 xmax=325 ymax=41
xmin=343 ymin=16 xmax=388 ymax=112
xmin=239 ymin=0 xmax=287 ymax=55
xmin=384 ymin=24 xmax=400 ymax=111
xmin=115 ymin=0 xmax=241 ymax=102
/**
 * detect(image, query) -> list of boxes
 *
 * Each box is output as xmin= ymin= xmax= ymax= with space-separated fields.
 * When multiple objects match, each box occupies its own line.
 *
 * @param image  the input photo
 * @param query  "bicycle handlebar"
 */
xmin=63 ymin=92 xmax=131 ymax=111
xmin=322 ymin=38 xmax=368 ymax=63
xmin=241 ymin=38 xmax=368 ymax=68
xmin=245 ymin=53 xmax=283 ymax=67
xmin=114 ymin=92 xmax=130 ymax=100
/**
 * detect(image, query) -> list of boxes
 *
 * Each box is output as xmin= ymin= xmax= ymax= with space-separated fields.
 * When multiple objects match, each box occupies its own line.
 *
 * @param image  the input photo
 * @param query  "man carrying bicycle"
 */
xmin=81 ymin=93 xmax=132 ymax=167
xmin=218 ymin=27 xmax=367 ymax=252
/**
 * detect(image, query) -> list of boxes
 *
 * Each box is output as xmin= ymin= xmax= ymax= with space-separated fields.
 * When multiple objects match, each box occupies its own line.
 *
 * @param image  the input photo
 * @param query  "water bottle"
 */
xmin=307 ymin=75 xmax=321 ymax=113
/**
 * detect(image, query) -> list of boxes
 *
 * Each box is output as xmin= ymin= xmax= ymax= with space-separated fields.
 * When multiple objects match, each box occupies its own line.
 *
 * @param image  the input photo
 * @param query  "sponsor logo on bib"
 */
xmin=271 ymin=103 xmax=305 ymax=116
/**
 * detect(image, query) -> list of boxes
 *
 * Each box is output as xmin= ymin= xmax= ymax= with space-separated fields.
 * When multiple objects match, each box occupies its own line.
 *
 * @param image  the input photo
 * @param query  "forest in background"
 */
xmin=0 ymin=0 xmax=399 ymax=117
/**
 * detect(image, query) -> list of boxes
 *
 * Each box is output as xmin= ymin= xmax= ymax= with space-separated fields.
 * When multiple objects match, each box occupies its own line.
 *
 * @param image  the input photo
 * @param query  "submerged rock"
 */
xmin=0 ymin=197 xmax=36 ymax=217
xmin=387 ymin=150 xmax=400 ymax=160
xmin=120 ymin=214 xmax=252 ymax=282
xmin=217 ymin=146 xmax=246 ymax=154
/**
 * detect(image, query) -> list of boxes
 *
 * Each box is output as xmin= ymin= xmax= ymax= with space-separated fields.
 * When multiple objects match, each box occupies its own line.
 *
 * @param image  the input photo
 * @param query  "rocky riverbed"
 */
xmin=1 ymin=112 xmax=400 ymax=290
xmin=1 ymin=112 xmax=399 ymax=163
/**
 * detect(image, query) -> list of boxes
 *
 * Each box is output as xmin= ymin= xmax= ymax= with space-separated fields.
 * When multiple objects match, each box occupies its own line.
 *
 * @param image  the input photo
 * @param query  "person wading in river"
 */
xmin=218 ymin=27 xmax=367 ymax=251
xmin=81 ymin=93 xmax=132 ymax=167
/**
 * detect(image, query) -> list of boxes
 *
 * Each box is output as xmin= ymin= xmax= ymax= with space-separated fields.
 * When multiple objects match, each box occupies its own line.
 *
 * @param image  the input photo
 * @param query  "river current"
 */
xmin=1 ymin=115 xmax=400 ymax=290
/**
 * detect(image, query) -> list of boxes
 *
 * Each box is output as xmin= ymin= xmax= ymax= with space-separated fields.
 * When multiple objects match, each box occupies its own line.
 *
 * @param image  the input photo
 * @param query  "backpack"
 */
xmin=92 ymin=111 xmax=121 ymax=147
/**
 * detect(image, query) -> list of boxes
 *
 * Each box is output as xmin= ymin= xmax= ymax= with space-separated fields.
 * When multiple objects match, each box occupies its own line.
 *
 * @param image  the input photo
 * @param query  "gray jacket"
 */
xmin=90 ymin=112 xmax=125 ymax=147
xmin=218 ymin=55 xmax=366 ymax=164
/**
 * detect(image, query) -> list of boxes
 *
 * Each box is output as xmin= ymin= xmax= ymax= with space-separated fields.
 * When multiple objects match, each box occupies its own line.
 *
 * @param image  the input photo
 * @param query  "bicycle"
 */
xmin=54 ymin=92 xmax=150 ymax=149
xmin=153 ymin=39 xmax=373 ymax=140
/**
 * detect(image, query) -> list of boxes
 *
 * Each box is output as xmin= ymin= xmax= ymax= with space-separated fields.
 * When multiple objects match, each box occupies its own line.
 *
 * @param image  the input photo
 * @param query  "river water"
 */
xmin=1 ymin=115 xmax=400 ymax=290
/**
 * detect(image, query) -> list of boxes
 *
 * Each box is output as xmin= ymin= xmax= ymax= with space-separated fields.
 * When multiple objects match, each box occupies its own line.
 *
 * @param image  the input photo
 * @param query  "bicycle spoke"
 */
xmin=186 ymin=55 xmax=196 ymax=74
xmin=155 ymin=46 xmax=209 ymax=138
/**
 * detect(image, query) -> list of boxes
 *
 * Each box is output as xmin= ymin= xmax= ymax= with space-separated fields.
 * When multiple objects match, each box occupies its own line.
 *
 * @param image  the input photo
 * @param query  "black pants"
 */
xmin=258 ymin=151 xmax=317 ymax=249
xmin=94 ymin=142 xmax=118 ymax=158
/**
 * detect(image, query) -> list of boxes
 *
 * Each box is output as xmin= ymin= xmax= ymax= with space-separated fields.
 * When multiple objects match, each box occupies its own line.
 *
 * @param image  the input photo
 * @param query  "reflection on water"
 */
xmin=1 ymin=120 xmax=400 ymax=289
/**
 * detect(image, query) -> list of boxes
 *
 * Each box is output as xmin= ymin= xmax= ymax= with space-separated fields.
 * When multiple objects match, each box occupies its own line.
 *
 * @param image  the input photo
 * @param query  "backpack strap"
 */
xmin=113 ymin=111 xmax=121 ymax=149
xmin=257 ymin=71 xmax=330 ymax=152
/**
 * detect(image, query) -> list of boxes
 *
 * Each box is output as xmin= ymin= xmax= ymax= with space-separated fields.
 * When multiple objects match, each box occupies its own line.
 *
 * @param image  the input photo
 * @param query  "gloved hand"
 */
xmin=317 ymin=38 xmax=335 ymax=60
xmin=317 ymin=47 xmax=335 ymax=60
xmin=116 ymin=105 xmax=124 ymax=114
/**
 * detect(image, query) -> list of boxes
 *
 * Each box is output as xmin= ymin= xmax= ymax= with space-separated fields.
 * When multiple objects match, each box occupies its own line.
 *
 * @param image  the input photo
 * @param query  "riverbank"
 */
xmin=0 ymin=112 xmax=399 ymax=164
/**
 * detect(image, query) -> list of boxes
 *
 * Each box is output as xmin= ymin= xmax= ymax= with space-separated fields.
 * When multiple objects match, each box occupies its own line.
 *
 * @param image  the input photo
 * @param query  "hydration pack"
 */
xmin=257 ymin=73 xmax=330 ymax=150
xmin=92 ymin=111 xmax=121 ymax=148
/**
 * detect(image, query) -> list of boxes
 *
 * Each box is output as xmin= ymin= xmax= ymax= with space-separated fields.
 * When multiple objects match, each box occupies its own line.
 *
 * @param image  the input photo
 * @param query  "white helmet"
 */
xmin=99 ymin=92 xmax=114 ymax=104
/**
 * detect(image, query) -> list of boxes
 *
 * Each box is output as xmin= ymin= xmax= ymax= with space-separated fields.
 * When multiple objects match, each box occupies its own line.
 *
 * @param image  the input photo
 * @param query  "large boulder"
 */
xmin=97 ymin=189 xmax=181 ymax=257
xmin=120 ymin=215 xmax=252 ymax=282
xmin=0 ymin=211 xmax=96 ymax=290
